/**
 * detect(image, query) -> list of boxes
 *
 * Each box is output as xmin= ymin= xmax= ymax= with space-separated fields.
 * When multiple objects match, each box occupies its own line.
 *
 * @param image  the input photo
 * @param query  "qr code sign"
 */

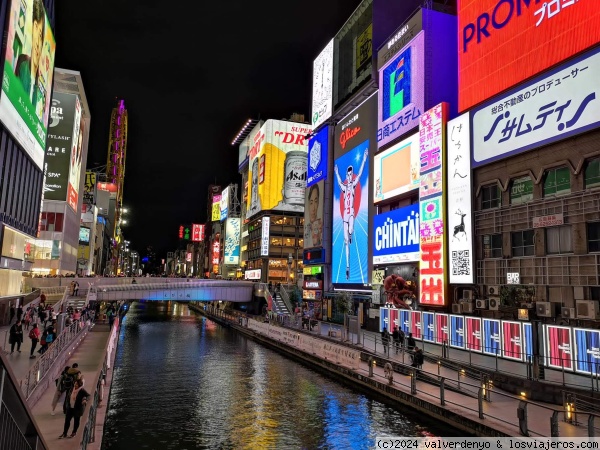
xmin=452 ymin=250 xmax=470 ymax=276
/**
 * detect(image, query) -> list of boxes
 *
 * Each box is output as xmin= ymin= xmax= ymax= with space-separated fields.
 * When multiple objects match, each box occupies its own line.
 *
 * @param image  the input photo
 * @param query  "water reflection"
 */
xmin=102 ymin=302 xmax=459 ymax=449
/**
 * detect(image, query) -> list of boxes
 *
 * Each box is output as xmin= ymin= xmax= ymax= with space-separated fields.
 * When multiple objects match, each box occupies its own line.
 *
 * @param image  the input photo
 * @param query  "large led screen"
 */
xmin=482 ymin=318 xmax=501 ymax=356
xmin=67 ymin=105 xmax=83 ymax=212
xmin=502 ymin=321 xmax=523 ymax=361
xmin=224 ymin=218 xmax=240 ymax=266
xmin=246 ymin=120 xmax=312 ymax=219
xmin=458 ymin=0 xmax=600 ymax=111
xmin=574 ymin=328 xmax=600 ymax=375
xmin=311 ymin=39 xmax=333 ymax=128
xmin=546 ymin=325 xmax=573 ymax=371
xmin=0 ymin=0 xmax=56 ymax=170
xmin=304 ymin=180 xmax=324 ymax=249
xmin=79 ymin=226 xmax=90 ymax=245
xmin=373 ymin=132 xmax=419 ymax=203
xmin=377 ymin=31 xmax=425 ymax=149
xmin=373 ymin=203 xmax=419 ymax=265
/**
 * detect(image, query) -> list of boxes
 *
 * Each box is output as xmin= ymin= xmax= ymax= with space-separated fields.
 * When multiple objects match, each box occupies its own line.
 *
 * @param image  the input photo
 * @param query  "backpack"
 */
xmin=61 ymin=370 xmax=81 ymax=392
xmin=45 ymin=332 xmax=54 ymax=344
xmin=28 ymin=329 xmax=36 ymax=339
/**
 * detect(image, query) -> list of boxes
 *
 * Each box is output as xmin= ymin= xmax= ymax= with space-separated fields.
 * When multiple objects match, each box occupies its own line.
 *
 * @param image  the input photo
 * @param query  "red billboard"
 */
xmin=502 ymin=321 xmax=523 ymax=361
xmin=410 ymin=311 xmax=422 ymax=340
xmin=435 ymin=313 xmax=449 ymax=345
xmin=458 ymin=0 xmax=600 ymax=111
xmin=191 ymin=224 xmax=205 ymax=242
xmin=546 ymin=325 xmax=573 ymax=370
xmin=465 ymin=317 xmax=482 ymax=352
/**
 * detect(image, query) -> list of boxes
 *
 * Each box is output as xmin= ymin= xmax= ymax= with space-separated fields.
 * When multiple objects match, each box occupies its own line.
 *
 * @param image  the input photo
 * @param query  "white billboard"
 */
xmin=373 ymin=132 xmax=419 ymax=203
xmin=447 ymin=113 xmax=474 ymax=284
xmin=224 ymin=217 xmax=240 ymax=265
xmin=260 ymin=217 xmax=270 ymax=257
xmin=220 ymin=186 xmax=230 ymax=221
xmin=311 ymin=39 xmax=334 ymax=129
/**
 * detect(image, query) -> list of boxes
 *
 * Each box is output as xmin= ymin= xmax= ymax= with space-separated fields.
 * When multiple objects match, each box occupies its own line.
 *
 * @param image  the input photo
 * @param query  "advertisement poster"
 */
xmin=311 ymin=40 xmax=333 ymax=128
xmin=574 ymin=328 xmax=600 ymax=374
xmin=546 ymin=325 xmax=573 ymax=370
xmin=410 ymin=310 xmax=421 ymax=340
xmin=246 ymin=119 xmax=312 ymax=219
xmin=379 ymin=307 xmax=389 ymax=332
xmin=374 ymin=132 xmax=419 ymax=203
xmin=482 ymin=319 xmax=501 ymax=356
xmin=459 ymin=0 xmax=600 ymax=111
xmin=304 ymin=180 xmax=324 ymax=249
xmin=465 ymin=317 xmax=482 ymax=352
xmin=224 ymin=218 xmax=240 ymax=266
xmin=44 ymin=93 xmax=78 ymax=202
xmin=450 ymin=315 xmax=465 ymax=349
xmin=422 ymin=311 xmax=434 ymax=342
xmin=400 ymin=309 xmax=410 ymax=334
xmin=220 ymin=186 xmax=230 ymax=221
xmin=307 ymin=125 xmax=329 ymax=187
xmin=447 ymin=113 xmax=473 ymax=284
xmin=435 ymin=313 xmax=448 ymax=345
xmin=389 ymin=308 xmax=399 ymax=332
xmin=83 ymin=171 xmax=96 ymax=204
xmin=332 ymin=139 xmax=370 ymax=284
xmin=523 ymin=323 xmax=534 ymax=362
xmin=419 ymin=103 xmax=448 ymax=306
xmin=191 ymin=224 xmax=205 ymax=242
xmin=211 ymin=194 xmax=221 ymax=222
xmin=67 ymin=103 xmax=83 ymax=212
xmin=373 ymin=203 xmax=419 ymax=264
xmin=377 ymin=31 xmax=425 ymax=148
xmin=78 ymin=226 xmax=90 ymax=245
xmin=502 ymin=321 xmax=524 ymax=361
xmin=0 ymin=0 xmax=56 ymax=170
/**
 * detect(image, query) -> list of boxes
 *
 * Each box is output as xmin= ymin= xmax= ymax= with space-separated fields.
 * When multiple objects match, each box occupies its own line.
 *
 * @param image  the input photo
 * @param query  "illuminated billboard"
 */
xmin=458 ymin=0 xmax=600 ymax=111
xmin=191 ymin=224 xmax=205 ymax=242
xmin=372 ymin=203 xmax=419 ymax=264
xmin=220 ymin=186 xmax=230 ymax=221
xmin=377 ymin=31 xmax=425 ymax=149
xmin=373 ymin=132 xmax=419 ymax=203
xmin=418 ymin=103 xmax=448 ymax=306
xmin=246 ymin=119 xmax=312 ymax=219
xmin=307 ymin=125 xmax=329 ymax=187
xmin=224 ymin=218 xmax=240 ymax=266
xmin=472 ymin=46 xmax=600 ymax=168
xmin=502 ymin=320 xmax=523 ymax=361
xmin=449 ymin=314 xmax=465 ymax=348
xmin=211 ymin=194 xmax=221 ymax=222
xmin=0 ymin=0 xmax=56 ymax=170
xmin=79 ymin=226 xmax=90 ymax=245
xmin=447 ymin=113 xmax=474 ymax=284
xmin=304 ymin=180 xmax=324 ymax=249
xmin=435 ymin=313 xmax=448 ymax=345
xmin=422 ymin=311 xmax=434 ymax=342
xmin=83 ymin=171 xmax=96 ymax=204
xmin=482 ymin=318 xmax=501 ymax=356
xmin=44 ymin=93 xmax=78 ymax=202
xmin=465 ymin=317 xmax=482 ymax=352
xmin=545 ymin=325 xmax=573 ymax=371
xmin=574 ymin=328 xmax=600 ymax=374
xmin=212 ymin=234 xmax=220 ymax=265
xmin=311 ymin=39 xmax=333 ymax=128
xmin=67 ymin=102 xmax=83 ymax=212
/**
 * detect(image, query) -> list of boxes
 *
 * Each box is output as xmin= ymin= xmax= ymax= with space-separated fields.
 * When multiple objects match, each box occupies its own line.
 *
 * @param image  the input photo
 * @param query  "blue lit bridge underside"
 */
xmin=93 ymin=281 xmax=255 ymax=302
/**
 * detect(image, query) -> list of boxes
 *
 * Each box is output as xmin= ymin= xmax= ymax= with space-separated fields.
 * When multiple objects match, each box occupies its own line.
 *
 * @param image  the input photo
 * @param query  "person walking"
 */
xmin=52 ymin=366 xmax=70 ymax=415
xmin=73 ymin=281 xmax=79 ymax=297
xmin=392 ymin=326 xmax=400 ymax=354
xmin=60 ymin=379 xmax=89 ymax=439
xmin=9 ymin=320 xmax=24 ymax=354
xmin=28 ymin=323 xmax=40 ymax=358
xmin=381 ymin=327 xmax=390 ymax=355
xmin=407 ymin=332 xmax=416 ymax=352
xmin=411 ymin=347 xmax=424 ymax=369
xmin=23 ymin=307 xmax=32 ymax=331
xmin=16 ymin=304 xmax=23 ymax=321
xmin=9 ymin=303 xmax=15 ymax=324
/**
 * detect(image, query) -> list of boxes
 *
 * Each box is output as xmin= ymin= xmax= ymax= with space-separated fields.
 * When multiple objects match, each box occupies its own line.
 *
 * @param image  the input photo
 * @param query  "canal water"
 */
xmin=102 ymin=302 xmax=460 ymax=449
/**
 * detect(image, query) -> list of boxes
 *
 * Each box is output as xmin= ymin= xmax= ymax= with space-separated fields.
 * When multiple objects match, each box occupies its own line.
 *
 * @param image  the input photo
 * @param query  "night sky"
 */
xmin=53 ymin=0 xmax=362 ymax=256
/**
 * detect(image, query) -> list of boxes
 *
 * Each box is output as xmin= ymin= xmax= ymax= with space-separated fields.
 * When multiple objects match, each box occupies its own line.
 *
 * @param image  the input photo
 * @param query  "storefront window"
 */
xmin=510 ymin=177 xmax=533 ymax=205
xmin=481 ymin=184 xmax=501 ymax=209
xmin=543 ymin=167 xmax=570 ymax=197
xmin=585 ymin=158 xmax=600 ymax=189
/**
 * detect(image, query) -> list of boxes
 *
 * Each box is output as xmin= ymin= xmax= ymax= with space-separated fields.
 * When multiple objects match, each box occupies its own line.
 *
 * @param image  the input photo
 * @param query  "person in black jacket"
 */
xmin=9 ymin=320 xmax=24 ymax=354
xmin=411 ymin=347 xmax=424 ymax=369
xmin=60 ymin=379 xmax=90 ymax=439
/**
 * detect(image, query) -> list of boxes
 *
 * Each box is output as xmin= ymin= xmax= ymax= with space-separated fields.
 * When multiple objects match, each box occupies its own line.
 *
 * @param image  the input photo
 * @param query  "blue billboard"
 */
xmin=307 ymin=126 xmax=329 ymax=187
xmin=373 ymin=203 xmax=419 ymax=264
xmin=332 ymin=139 xmax=370 ymax=284
xmin=523 ymin=323 xmax=534 ymax=362
xmin=422 ymin=311 xmax=434 ymax=342
xmin=574 ymin=328 xmax=600 ymax=374
xmin=483 ymin=319 xmax=501 ymax=356
xmin=450 ymin=315 xmax=465 ymax=348
xmin=379 ymin=308 xmax=390 ymax=332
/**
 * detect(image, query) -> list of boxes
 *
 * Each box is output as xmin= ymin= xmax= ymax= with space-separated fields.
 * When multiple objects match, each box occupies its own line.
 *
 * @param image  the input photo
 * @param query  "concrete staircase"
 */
xmin=272 ymin=292 xmax=291 ymax=315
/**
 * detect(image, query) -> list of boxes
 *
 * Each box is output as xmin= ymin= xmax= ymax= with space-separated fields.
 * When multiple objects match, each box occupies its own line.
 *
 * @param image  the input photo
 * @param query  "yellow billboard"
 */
xmin=246 ymin=119 xmax=312 ymax=219
xmin=211 ymin=194 xmax=221 ymax=222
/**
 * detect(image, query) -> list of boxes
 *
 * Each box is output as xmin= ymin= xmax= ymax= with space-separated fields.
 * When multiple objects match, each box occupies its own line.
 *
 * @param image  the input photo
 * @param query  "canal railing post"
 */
xmin=478 ymin=387 xmax=484 ymax=419
xmin=440 ymin=377 xmax=445 ymax=406
xmin=551 ymin=410 xmax=559 ymax=437
xmin=411 ymin=368 xmax=417 ymax=394
xmin=517 ymin=401 xmax=529 ymax=436
xmin=457 ymin=369 xmax=461 ymax=390
xmin=588 ymin=415 xmax=595 ymax=437
xmin=368 ymin=357 xmax=374 ymax=377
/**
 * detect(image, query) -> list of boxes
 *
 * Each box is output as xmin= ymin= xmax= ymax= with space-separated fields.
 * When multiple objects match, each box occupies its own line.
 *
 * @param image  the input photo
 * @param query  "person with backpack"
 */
xmin=407 ymin=332 xmax=416 ymax=352
xmin=411 ymin=347 xmax=424 ymax=369
xmin=29 ymin=323 xmax=40 ymax=358
xmin=52 ymin=366 xmax=71 ymax=415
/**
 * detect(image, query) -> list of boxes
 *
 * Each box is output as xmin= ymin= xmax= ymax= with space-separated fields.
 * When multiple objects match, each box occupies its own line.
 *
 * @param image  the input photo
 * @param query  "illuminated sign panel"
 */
xmin=574 ymin=328 xmax=600 ymax=374
xmin=260 ymin=217 xmax=270 ymax=256
xmin=224 ymin=218 xmax=240 ymax=266
xmin=311 ymin=39 xmax=333 ymax=128
xmin=245 ymin=269 xmax=261 ymax=280
xmin=458 ymin=0 xmax=600 ymax=111
xmin=67 ymin=107 xmax=84 ymax=212
xmin=211 ymin=194 xmax=221 ymax=222
xmin=372 ymin=203 xmax=419 ymax=264
xmin=545 ymin=325 xmax=573 ymax=371
xmin=449 ymin=315 xmax=465 ymax=348
xmin=465 ymin=317 xmax=482 ymax=352
xmin=79 ymin=226 xmax=90 ymax=245
xmin=247 ymin=120 xmax=312 ymax=219
xmin=307 ymin=126 xmax=328 ymax=187
xmin=0 ymin=0 xmax=56 ymax=170
xmin=212 ymin=235 xmax=220 ymax=265
xmin=418 ymin=103 xmax=448 ymax=306
xmin=483 ymin=318 xmax=501 ymax=355
xmin=447 ymin=113 xmax=474 ymax=284
xmin=472 ymin=47 xmax=600 ymax=167
xmin=502 ymin=320 xmax=523 ymax=361
xmin=377 ymin=31 xmax=425 ymax=149
xmin=304 ymin=180 xmax=324 ymax=250
xmin=220 ymin=187 xmax=230 ymax=221
xmin=373 ymin=132 xmax=419 ymax=203
xmin=191 ymin=224 xmax=205 ymax=242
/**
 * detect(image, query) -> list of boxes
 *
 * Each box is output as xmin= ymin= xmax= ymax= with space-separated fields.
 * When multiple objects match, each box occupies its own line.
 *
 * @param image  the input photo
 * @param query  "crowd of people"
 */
xmin=380 ymin=326 xmax=424 ymax=369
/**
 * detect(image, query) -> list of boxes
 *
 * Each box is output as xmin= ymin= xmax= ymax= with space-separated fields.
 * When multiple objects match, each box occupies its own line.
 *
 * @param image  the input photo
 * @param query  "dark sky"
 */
xmin=53 ymin=0 xmax=362 ymax=256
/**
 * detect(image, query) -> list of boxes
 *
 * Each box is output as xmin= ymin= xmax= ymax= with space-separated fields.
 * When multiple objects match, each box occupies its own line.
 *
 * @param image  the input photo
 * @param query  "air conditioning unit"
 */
xmin=462 ymin=303 xmax=474 ymax=314
xmin=452 ymin=303 xmax=462 ymax=314
xmin=489 ymin=297 xmax=500 ymax=311
xmin=475 ymin=299 xmax=488 ymax=309
xmin=536 ymin=301 xmax=555 ymax=317
xmin=576 ymin=300 xmax=600 ymax=319
xmin=561 ymin=307 xmax=576 ymax=319
xmin=487 ymin=285 xmax=500 ymax=296
xmin=463 ymin=290 xmax=474 ymax=301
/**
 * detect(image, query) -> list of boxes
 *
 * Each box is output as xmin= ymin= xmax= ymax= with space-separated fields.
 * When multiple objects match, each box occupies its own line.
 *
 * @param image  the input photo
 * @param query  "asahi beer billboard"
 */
xmin=44 ymin=93 xmax=78 ymax=203
xmin=246 ymin=119 xmax=312 ymax=219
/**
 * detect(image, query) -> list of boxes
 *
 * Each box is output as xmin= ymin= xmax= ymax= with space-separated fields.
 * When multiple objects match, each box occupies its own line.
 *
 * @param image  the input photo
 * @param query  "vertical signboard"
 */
xmin=211 ymin=194 xmax=221 ymax=222
xmin=0 ymin=0 xmax=56 ymax=170
xmin=419 ymin=103 xmax=448 ymax=306
xmin=422 ymin=311 xmax=434 ymax=342
xmin=410 ymin=310 xmax=422 ymax=340
xmin=523 ymin=322 xmax=534 ymax=363
xmin=83 ymin=171 xmax=96 ymax=204
xmin=224 ymin=218 xmax=241 ymax=266
xmin=260 ymin=217 xmax=270 ymax=257
xmin=546 ymin=325 xmax=573 ymax=371
xmin=574 ymin=328 xmax=600 ymax=375
xmin=483 ymin=318 xmax=501 ymax=356
xmin=449 ymin=315 xmax=465 ymax=348
xmin=465 ymin=317 xmax=482 ymax=352
xmin=311 ymin=39 xmax=334 ymax=128
xmin=307 ymin=126 xmax=329 ymax=187
xmin=332 ymin=95 xmax=377 ymax=285
xmin=220 ymin=187 xmax=230 ymax=221
xmin=435 ymin=313 xmax=448 ymax=345
xmin=191 ymin=224 xmax=205 ymax=242
xmin=379 ymin=307 xmax=389 ymax=332
xmin=212 ymin=235 xmax=220 ymax=265
xmin=388 ymin=308 xmax=399 ymax=333
xmin=502 ymin=321 xmax=523 ymax=361
xmin=447 ymin=113 xmax=473 ymax=284
xmin=399 ymin=309 xmax=410 ymax=334
xmin=304 ymin=180 xmax=324 ymax=249
xmin=67 ymin=102 xmax=83 ymax=212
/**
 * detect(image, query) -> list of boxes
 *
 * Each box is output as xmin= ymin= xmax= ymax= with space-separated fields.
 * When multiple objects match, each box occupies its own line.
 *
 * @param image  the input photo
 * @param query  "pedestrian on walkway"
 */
xmin=52 ymin=366 xmax=70 ymax=415
xmin=73 ymin=281 xmax=79 ymax=296
xmin=40 ymin=291 xmax=46 ymax=306
xmin=23 ymin=308 xmax=32 ymax=330
xmin=8 ymin=303 xmax=15 ymax=324
xmin=60 ymin=379 xmax=89 ymax=439
xmin=9 ymin=320 xmax=24 ymax=354
xmin=28 ymin=323 xmax=40 ymax=358
xmin=381 ymin=327 xmax=390 ymax=355
xmin=411 ymin=347 xmax=424 ymax=369
xmin=16 ymin=304 xmax=23 ymax=321
xmin=407 ymin=332 xmax=416 ymax=352
xmin=392 ymin=326 xmax=401 ymax=354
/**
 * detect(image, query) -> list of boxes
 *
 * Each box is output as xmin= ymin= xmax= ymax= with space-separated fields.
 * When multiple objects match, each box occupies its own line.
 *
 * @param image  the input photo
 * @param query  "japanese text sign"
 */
xmin=191 ymin=224 xmax=205 ymax=242
xmin=472 ymin=45 xmax=600 ymax=167
xmin=260 ymin=217 xmax=270 ymax=256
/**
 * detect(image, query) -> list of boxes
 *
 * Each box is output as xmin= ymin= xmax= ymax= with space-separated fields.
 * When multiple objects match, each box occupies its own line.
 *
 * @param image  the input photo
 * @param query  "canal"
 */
xmin=102 ymin=302 xmax=461 ymax=449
